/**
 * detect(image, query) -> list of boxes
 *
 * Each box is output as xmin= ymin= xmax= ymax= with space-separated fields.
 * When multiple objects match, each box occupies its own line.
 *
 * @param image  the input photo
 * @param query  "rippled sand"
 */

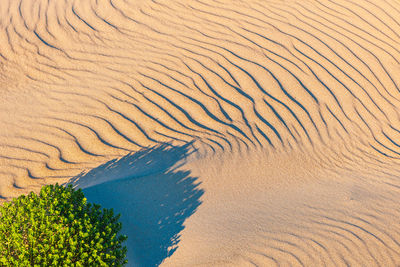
xmin=2 ymin=0 xmax=400 ymax=266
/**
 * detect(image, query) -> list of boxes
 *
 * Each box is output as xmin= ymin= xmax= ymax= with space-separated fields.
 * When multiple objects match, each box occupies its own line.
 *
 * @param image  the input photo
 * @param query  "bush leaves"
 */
xmin=0 ymin=184 xmax=127 ymax=266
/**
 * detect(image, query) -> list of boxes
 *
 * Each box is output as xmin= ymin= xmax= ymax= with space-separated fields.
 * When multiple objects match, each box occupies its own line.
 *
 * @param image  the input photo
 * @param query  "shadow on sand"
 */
xmin=67 ymin=143 xmax=204 ymax=266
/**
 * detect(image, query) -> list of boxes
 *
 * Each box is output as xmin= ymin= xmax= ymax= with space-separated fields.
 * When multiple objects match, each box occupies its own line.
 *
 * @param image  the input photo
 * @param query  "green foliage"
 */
xmin=0 ymin=184 xmax=127 ymax=266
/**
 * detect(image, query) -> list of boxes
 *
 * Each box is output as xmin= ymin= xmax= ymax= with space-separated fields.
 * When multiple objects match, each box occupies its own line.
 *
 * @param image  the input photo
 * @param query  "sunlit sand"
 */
xmin=2 ymin=0 xmax=400 ymax=266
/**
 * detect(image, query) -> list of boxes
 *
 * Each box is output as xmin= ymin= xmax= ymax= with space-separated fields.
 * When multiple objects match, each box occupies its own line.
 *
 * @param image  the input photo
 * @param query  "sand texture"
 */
xmin=2 ymin=0 xmax=400 ymax=266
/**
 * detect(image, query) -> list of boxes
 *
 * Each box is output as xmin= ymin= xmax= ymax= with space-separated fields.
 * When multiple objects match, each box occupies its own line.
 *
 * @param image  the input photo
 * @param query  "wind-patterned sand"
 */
xmin=2 ymin=0 xmax=400 ymax=266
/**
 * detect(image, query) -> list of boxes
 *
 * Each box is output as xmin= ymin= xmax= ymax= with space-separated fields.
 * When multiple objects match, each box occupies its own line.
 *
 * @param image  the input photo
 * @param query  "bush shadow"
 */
xmin=67 ymin=142 xmax=204 ymax=266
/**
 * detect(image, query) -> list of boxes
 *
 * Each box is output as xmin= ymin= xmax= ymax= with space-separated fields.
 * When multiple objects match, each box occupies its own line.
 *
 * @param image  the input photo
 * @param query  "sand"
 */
xmin=2 ymin=0 xmax=400 ymax=266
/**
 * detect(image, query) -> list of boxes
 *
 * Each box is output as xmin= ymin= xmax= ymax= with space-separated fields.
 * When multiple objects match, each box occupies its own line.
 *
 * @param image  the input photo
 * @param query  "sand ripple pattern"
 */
xmin=2 ymin=0 xmax=400 ymax=266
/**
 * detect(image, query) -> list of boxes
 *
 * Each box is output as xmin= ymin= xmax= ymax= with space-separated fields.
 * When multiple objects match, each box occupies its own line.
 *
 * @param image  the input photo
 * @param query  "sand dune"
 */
xmin=2 ymin=0 xmax=400 ymax=266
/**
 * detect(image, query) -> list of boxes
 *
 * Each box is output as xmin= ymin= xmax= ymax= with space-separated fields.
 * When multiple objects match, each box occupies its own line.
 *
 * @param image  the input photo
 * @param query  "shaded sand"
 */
xmin=2 ymin=0 xmax=400 ymax=265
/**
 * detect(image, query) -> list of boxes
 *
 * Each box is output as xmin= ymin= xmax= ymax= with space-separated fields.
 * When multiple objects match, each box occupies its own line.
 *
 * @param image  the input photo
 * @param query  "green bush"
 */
xmin=0 ymin=184 xmax=127 ymax=266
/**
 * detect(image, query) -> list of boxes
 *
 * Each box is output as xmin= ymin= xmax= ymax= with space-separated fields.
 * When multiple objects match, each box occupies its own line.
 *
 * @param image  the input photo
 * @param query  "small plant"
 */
xmin=0 ymin=184 xmax=127 ymax=266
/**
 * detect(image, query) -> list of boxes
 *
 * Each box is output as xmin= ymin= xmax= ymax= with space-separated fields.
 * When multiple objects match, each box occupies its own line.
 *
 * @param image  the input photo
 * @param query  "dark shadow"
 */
xmin=67 ymin=142 xmax=204 ymax=267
